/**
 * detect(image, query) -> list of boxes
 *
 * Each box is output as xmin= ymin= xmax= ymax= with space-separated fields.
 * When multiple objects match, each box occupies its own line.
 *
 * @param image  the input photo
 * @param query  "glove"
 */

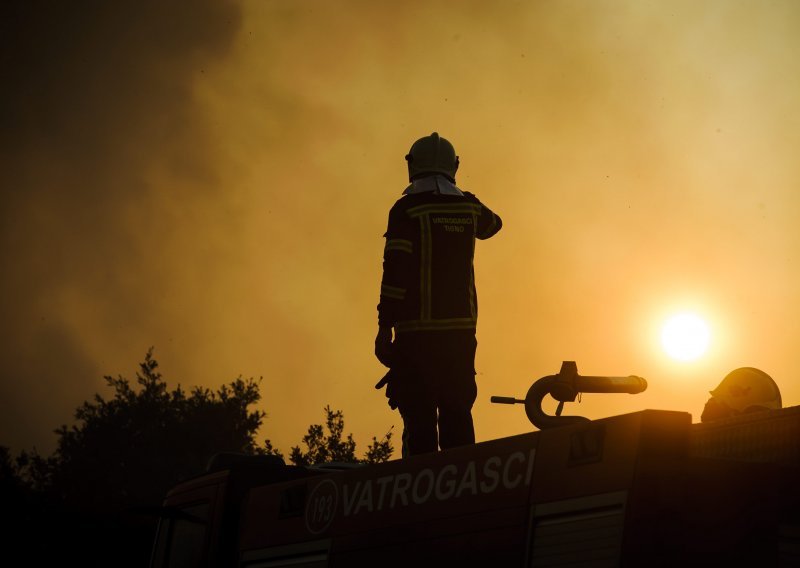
xmin=374 ymin=326 xmax=394 ymax=367
xmin=375 ymin=370 xmax=399 ymax=410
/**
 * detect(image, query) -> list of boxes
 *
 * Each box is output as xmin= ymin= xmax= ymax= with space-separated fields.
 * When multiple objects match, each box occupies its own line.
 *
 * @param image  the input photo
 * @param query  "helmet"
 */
xmin=702 ymin=367 xmax=782 ymax=422
xmin=405 ymin=132 xmax=459 ymax=182
xmin=710 ymin=367 xmax=782 ymax=412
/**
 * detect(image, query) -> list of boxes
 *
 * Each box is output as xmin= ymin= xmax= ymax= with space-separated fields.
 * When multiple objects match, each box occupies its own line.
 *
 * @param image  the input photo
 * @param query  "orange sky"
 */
xmin=2 ymin=0 xmax=798 ymax=455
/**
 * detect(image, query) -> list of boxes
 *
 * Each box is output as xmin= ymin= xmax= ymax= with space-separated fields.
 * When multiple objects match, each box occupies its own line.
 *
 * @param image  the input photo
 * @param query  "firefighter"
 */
xmin=700 ymin=367 xmax=782 ymax=422
xmin=375 ymin=132 xmax=502 ymax=456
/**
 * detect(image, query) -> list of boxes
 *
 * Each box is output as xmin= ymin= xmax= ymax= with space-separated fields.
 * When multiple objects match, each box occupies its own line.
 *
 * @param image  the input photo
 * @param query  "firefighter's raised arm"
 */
xmin=470 ymin=193 xmax=502 ymax=240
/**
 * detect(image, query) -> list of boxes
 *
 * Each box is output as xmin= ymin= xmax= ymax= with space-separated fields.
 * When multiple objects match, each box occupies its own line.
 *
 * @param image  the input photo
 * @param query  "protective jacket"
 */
xmin=378 ymin=188 xmax=502 ymax=333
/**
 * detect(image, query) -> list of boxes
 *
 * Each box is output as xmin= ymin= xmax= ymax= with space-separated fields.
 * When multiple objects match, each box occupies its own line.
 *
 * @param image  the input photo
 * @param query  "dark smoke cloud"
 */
xmin=0 ymin=1 xmax=242 ymax=452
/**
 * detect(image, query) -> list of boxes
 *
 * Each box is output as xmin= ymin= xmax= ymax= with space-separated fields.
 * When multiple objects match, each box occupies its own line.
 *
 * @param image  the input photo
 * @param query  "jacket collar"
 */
xmin=403 ymin=174 xmax=464 ymax=196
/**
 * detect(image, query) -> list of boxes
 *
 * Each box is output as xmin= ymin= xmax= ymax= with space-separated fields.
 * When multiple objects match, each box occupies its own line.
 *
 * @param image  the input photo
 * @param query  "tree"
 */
xmin=283 ymin=406 xmax=394 ymax=466
xmin=0 ymin=445 xmax=24 ymax=491
xmin=4 ymin=350 xmax=394 ymax=566
xmin=363 ymin=429 xmax=394 ymax=464
xmin=11 ymin=349 xmax=269 ymax=567
xmin=24 ymin=348 xmax=266 ymax=512
xmin=0 ymin=446 xmax=37 ymax=555
xmin=0 ymin=445 xmax=30 ymax=523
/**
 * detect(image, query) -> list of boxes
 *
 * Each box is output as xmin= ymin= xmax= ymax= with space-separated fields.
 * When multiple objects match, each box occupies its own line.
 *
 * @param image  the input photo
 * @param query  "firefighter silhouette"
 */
xmin=375 ymin=133 xmax=502 ymax=456
xmin=700 ymin=367 xmax=782 ymax=422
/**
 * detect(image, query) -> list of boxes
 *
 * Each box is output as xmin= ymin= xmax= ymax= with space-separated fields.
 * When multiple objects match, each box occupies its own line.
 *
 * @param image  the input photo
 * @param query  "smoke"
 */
xmin=0 ymin=0 xmax=242 ymax=451
xmin=2 ymin=0 xmax=799 ymax=454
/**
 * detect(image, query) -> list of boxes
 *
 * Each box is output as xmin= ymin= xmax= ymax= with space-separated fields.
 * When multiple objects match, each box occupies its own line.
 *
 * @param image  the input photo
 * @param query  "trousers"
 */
xmin=390 ymin=330 xmax=478 ymax=456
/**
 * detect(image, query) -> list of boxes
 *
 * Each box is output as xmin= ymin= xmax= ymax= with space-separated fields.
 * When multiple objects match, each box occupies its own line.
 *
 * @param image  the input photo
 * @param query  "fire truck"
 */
xmin=149 ymin=363 xmax=800 ymax=567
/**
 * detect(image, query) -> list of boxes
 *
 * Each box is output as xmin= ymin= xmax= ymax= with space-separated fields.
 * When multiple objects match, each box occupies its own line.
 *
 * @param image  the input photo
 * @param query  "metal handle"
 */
xmin=490 ymin=396 xmax=524 ymax=405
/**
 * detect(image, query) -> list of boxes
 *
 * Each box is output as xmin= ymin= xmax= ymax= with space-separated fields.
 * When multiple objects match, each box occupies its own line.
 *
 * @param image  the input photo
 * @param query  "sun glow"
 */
xmin=661 ymin=312 xmax=711 ymax=362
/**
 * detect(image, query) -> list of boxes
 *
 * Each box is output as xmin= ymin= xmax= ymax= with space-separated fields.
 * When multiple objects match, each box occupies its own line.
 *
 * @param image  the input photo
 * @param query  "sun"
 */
xmin=661 ymin=312 xmax=710 ymax=361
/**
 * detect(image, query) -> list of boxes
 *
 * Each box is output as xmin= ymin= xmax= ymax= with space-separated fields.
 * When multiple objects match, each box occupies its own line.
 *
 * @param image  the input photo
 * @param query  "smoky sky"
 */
xmin=2 ymin=1 xmax=799 ymax=456
xmin=1 ymin=1 xmax=242 ymax=451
